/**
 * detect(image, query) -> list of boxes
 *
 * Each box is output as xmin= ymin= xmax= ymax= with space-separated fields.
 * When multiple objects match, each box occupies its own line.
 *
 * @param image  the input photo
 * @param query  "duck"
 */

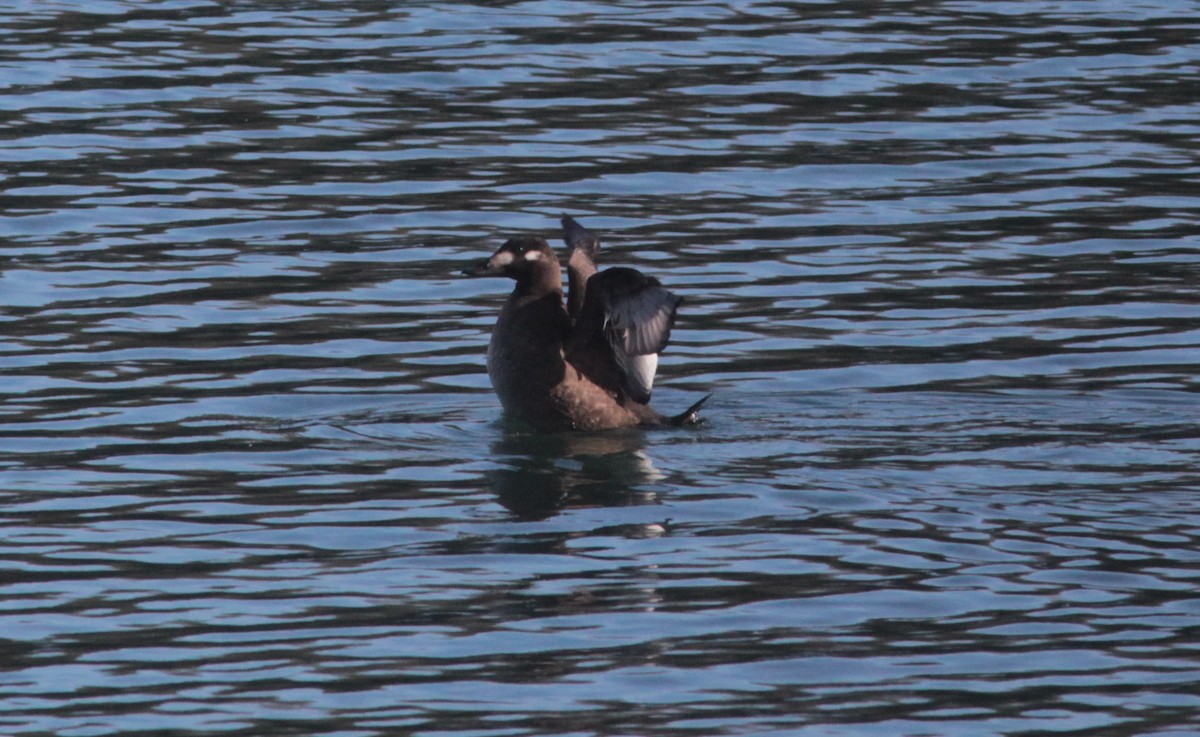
xmin=463 ymin=215 xmax=708 ymax=432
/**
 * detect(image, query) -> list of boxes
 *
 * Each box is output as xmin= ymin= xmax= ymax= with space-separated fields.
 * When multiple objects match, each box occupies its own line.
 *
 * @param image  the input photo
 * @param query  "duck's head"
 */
xmin=462 ymin=236 xmax=559 ymax=287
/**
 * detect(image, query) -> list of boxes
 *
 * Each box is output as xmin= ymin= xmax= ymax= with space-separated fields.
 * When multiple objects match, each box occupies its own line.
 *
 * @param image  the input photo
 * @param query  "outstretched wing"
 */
xmin=562 ymin=215 xmax=601 ymax=320
xmin=561 ymin=214 xmax=600 ymax=257
xmin=598 ymin=268 xmax=682 ymax=404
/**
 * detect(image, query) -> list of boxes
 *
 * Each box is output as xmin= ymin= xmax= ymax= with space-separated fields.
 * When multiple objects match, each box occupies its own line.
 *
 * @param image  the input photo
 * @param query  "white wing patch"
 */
xmin=625 ymin=353 xmax=659 ymax=400
xmin=604 ymin=311 xmax=666 ymax=404
xmin=592 ymin=270 xmax=682 ymax=405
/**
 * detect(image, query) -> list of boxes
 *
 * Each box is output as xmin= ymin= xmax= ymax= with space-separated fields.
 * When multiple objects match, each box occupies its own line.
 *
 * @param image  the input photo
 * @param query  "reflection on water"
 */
xmin=3 ymin=1 xmax=1200 ymax=735
xmin=489 ymin=427 xmax=664 ymax=519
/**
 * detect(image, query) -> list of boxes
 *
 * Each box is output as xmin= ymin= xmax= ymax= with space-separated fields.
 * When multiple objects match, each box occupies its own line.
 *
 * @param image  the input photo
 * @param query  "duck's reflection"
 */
xmin=486 ymin=426 xmax=663 ymax=519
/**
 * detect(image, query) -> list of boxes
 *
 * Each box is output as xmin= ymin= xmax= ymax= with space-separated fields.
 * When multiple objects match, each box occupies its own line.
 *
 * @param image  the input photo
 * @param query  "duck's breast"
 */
xmin=486 ymin=293 xmax=570 ymax=422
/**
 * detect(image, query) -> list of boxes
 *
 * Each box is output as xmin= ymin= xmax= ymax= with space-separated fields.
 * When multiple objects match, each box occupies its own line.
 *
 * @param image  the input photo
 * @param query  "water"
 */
xmin=3 ymin=1 xmax=1200 ymax=735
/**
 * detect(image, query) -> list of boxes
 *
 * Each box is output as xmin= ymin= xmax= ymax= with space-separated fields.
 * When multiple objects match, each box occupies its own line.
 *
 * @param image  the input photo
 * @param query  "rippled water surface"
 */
xmin=3 ymin=1 xmax=1200 ymax=735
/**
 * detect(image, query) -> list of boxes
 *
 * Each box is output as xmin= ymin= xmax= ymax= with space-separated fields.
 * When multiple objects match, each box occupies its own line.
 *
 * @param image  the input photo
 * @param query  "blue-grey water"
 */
xmin=3 ymin=2 xmax=1200 ymax=735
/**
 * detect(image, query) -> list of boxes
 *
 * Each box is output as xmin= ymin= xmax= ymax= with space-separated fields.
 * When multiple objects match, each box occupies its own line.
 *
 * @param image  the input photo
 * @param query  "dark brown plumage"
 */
xmin=462 ymin=217 xmax=707 ymax=431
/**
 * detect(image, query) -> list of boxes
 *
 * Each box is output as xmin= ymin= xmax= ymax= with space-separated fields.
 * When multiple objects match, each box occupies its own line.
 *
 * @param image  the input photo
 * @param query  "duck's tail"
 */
xmin=668 ymin=393 xmax=712 ymax=427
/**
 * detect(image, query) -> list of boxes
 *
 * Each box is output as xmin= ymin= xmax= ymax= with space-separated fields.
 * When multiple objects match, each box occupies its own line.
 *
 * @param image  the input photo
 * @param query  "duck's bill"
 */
xmin=462 ymin=258 xmax=501 ymax=277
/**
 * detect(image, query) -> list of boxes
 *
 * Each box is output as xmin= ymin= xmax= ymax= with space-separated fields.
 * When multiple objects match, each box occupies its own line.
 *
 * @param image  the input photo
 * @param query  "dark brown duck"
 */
xmin=463 ymin=216 xmax=708 ymax=432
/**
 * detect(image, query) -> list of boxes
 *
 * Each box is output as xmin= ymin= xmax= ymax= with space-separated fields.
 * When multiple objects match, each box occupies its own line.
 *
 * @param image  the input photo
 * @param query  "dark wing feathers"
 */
xmin=604 ymin=281 xmax=680 ymax=356
xmin=560 ymin=214 xmax=600 ymax=257
xmin=562 ymin=215 xmax=600 ymax=320
xmin=564 ymin=218 xmax=685 ymax=405
xmin=592 ymin=268 xmax=682 ymax=403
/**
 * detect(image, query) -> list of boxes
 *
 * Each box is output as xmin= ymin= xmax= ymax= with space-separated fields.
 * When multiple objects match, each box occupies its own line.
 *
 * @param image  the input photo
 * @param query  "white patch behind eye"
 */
xmin=524 ymin=250 xmax=544 ymax=261
xmin=492 ymin=251 xmax=514 ymax=267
